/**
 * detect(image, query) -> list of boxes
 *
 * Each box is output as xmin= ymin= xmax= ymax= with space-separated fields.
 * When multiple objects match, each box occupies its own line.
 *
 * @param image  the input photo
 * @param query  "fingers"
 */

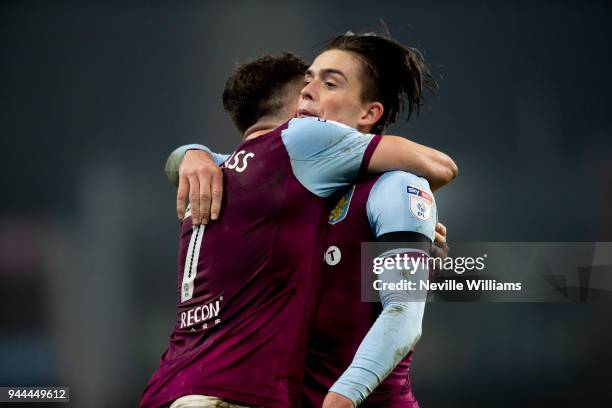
xmin=431 ymin=222 xmax=450 ymax=260
xmin=430 ymin=241 xmax=450 ymax=262
xmin=430 ymin=244 xmax=444 ymax=259
xmin=433 ymin=222 xmax=449 ymax=260
xmin=199 ymin=175 xmax=212 ymax=225
xmin=189 ymin=175 xmax=201 ymax=225
xmin=436 ymin=222 xmax=447 ymax=237
xmin=435 ymin=222 xmax=447 ymax=243
xmin=210 ymin=170 xmax=223 ymax=221
xmin=176 ymin=150 xmax=224 ymax=225
xmin=177 ymin=175 xmax=189 ymax=220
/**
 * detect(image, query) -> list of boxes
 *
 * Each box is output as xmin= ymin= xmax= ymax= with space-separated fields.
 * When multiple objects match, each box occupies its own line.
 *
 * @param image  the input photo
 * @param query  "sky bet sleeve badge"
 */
xmin=407 ymin=185 xmax=433 ymax=221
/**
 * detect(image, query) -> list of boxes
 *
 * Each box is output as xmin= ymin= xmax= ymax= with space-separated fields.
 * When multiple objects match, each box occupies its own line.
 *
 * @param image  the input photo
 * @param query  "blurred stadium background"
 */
xmin=1 ymin=1 xmax=611 ymax=406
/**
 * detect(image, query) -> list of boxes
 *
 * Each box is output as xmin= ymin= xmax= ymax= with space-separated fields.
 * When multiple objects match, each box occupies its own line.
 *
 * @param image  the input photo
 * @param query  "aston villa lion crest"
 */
xmin=328 ymin=186 xmax=356 ymax=224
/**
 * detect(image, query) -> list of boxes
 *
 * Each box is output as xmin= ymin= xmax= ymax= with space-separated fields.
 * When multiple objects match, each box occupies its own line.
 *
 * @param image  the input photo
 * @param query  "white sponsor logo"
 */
xmin=180 ymin=299 xmax=221 ymax=329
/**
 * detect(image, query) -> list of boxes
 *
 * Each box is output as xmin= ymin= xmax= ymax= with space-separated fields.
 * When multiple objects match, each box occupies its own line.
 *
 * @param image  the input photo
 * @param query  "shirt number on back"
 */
xmin=181 ymin=225 xmax=205 ymax=302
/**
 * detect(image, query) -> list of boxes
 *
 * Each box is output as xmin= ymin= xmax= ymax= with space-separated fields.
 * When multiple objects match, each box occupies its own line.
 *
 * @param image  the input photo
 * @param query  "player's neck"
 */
xmin=243 ymin=117 xmax=287 ymax=140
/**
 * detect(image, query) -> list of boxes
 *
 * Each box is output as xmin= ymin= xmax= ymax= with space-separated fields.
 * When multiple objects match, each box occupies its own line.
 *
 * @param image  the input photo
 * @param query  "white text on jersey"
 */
xmin=180 ymin=299 xmax=221 ymax=329
xmin=223 ymin=150 xmax=254 ymax=173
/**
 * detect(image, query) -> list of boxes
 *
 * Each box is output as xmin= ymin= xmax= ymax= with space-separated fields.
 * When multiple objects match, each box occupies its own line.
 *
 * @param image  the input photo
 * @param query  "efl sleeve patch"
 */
xmin=407 ymin=185 xmax=433 ymax=221
xmin=366 ymin=171 xmax=436 ymax=241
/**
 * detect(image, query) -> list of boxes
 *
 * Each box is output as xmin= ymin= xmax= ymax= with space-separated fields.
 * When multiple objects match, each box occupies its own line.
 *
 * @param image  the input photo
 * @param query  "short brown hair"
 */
xmin=222 ymin=53 xmax=308 ymax=133
xmin=325 ymin=32 xmax=435 ymax=134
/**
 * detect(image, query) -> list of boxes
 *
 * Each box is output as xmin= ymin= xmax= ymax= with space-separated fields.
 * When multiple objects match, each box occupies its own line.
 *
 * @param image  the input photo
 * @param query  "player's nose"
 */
xmin=300 ymin=80 xmax=316 ymax=101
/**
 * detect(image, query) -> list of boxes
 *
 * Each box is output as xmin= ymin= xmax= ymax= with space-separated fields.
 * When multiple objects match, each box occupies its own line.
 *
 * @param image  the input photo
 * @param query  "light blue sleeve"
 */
xmin=366 ymin=171 xmax=437 ymax=241
xmin=281 ymin=117 xmax=378 ymax=198
xmin=329 ymin=172 xmax=437 ymax=404
xmin=329 ymin=248 xmax=427 ymax=406
xmin=164 ymin=144 xmax=230 ymax=186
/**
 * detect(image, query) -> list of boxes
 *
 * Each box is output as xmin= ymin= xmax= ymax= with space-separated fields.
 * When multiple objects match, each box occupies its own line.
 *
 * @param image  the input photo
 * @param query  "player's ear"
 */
xmin=358 ymin=101 xmax=384 ymax=129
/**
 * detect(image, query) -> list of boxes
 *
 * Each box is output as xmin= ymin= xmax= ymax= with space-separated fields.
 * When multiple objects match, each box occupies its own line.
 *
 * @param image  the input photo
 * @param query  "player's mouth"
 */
xmin=297 ymin=109 xmax=319 ymax=118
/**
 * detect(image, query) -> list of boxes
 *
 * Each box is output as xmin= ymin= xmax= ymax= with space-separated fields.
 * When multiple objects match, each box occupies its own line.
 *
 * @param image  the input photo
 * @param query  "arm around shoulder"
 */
xmin=368 ymin=136 xmax=458 ymax=191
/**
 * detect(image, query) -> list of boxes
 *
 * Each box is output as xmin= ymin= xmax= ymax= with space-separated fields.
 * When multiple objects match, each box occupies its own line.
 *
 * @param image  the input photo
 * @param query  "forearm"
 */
xmin=164 ymin=144 xmax=226 ymax=186
xmin=369 ymin=136 xmax=458 ymax=191
xmin=329 ymin=300 xmax=424 ymax=406
xmin=329 ymin=249 xmax=427 ymax=406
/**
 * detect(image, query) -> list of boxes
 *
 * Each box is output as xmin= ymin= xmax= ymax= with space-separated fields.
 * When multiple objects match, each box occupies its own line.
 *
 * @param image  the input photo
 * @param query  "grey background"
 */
xmin=1 ymin=0 xmax=611 ymax=406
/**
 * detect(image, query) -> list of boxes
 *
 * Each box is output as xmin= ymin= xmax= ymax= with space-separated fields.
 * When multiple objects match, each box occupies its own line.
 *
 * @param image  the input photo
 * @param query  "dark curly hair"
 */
xmin=222 ymin=53 xmax=308 ymax=134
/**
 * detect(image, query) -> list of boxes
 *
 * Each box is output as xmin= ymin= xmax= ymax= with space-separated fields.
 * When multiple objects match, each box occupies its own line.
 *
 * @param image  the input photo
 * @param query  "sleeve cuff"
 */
xmin=164 ymin=144 xmax=210 ymax=186
xmin=357 ymin=134 xmax=382 ymax=181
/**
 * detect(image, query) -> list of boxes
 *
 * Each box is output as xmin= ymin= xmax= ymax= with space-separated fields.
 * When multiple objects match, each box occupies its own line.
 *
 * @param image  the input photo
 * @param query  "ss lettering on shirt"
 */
xmin=222 ymin=150 xmax=254 ymax=173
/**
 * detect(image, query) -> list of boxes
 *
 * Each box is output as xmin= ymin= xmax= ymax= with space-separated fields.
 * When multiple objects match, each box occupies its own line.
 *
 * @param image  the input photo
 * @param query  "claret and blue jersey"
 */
xmin=141 ymin=118 xmax=381 ymax=408
xmin=149 ymin=118 xmax=439 ymax=408
xmin=303 ymin=171 xmax=437 ymax=407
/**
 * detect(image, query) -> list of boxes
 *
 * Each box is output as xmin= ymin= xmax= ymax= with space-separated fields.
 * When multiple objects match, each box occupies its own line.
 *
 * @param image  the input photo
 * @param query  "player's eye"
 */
xmin=324 ymin=81 xmax=337 ymax=88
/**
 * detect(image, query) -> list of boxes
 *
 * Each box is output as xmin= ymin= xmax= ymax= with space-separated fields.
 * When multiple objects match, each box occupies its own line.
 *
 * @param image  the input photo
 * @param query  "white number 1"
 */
xmin=181 ymin=225 xmax=205 ymax=302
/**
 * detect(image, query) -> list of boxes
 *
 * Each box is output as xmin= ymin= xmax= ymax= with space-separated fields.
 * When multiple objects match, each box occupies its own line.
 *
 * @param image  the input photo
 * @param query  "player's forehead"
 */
xmin=305 ymin=49 xmax=363 ymax=84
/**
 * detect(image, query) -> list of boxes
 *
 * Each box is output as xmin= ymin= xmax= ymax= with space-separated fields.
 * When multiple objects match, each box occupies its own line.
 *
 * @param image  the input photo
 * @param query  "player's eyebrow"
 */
xmin=305 ymin=68 xmax=348 ymax=83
